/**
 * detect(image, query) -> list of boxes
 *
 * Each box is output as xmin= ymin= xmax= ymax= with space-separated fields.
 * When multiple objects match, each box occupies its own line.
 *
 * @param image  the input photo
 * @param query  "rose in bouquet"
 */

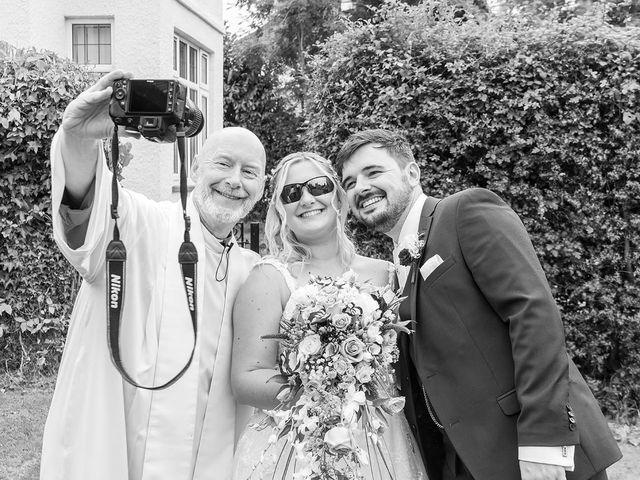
xmin=253 ymin=272 xmax=411 ymax=480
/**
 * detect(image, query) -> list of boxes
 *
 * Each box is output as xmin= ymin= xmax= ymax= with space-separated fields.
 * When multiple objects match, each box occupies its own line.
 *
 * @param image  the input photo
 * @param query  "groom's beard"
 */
xmin=357 ymin=174 xmax=413 ymax=234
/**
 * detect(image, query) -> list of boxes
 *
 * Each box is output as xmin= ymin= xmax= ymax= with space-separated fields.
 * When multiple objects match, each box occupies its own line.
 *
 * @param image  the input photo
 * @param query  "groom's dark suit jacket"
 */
xmin=397 ymin=188 xmax=621 ymax=480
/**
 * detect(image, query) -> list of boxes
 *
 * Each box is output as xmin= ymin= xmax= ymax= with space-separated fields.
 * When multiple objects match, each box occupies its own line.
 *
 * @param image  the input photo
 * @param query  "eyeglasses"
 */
xmin=280 ymin=175 xmax=335 ymax=204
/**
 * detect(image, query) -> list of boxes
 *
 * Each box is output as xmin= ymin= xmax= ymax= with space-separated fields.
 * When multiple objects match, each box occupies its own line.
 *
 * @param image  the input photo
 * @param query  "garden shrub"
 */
xmin=223 ymin=34 xmax=305 ymax=221
xmin=305 ymin=3 xmax=640 ymax=419
xmin=0 ymin=45 xmax=93 ymax=375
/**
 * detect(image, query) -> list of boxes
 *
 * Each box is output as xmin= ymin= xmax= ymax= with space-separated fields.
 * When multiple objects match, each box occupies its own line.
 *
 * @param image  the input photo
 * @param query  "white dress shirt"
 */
xmin=392 ymin=194 xmax=427 ymax=290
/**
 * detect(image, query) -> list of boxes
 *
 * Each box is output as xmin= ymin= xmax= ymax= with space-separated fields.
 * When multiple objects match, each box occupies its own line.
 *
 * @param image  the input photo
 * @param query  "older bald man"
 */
xmin=41 ymin=71 xmax=267 ymax=480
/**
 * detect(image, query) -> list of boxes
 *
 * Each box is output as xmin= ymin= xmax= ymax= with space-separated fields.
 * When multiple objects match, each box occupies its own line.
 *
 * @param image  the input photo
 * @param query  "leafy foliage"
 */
xmin=223 ymin=33 xmax=305 ymax=219
xmin=0 ymin=45 xmax=92 ymax=375
xmin=305 ymin=3 xmax=640 ymax=419
xmin=502 ymin=0 xmax=640 ymax=26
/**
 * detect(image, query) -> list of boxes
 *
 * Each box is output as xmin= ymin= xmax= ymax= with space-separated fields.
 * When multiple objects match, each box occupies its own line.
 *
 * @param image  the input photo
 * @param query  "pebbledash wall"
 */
xmin=0 ymin=0 xmax=224 ymax=202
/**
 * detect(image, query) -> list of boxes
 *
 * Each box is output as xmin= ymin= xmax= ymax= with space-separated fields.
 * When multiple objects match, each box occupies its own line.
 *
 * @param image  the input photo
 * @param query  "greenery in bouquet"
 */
xmin=252 ymin=273 xmax=411 ymax=479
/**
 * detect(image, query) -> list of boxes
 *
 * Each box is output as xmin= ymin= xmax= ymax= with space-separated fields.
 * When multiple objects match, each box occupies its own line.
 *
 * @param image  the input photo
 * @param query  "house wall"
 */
xmin=0 ymin=0 xmax=224 ymax=202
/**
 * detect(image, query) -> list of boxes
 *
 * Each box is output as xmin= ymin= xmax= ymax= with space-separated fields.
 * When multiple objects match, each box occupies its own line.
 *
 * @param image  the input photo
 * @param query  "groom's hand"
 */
xmin=519 ymin=460 xmax=566 ymax=480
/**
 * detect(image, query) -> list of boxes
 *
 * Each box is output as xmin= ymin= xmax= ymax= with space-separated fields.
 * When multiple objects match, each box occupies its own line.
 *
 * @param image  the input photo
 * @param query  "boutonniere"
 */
xmin=397 ymin=233 xmax=425 ymax=267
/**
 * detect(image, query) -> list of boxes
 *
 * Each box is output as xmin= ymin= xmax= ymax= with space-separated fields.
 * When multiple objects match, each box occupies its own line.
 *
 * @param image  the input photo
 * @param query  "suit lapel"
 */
xmin=407 ymin=196 xmax=439 ymax=294
xmin=408 ymin=196 xmax=440 ymax=360
xmin=418 ymin=196 xmax=439 ymax=234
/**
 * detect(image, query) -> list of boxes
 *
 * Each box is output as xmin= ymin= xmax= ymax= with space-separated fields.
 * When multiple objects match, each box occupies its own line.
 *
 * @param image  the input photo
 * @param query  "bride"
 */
xmin=231 ymin=152 xmax=427 ymax=479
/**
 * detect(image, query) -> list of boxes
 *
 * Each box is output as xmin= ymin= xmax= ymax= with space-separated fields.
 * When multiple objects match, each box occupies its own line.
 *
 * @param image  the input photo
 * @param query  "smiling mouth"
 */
xmin=359 ymin=195 xmax=384 ymax=209
xmin=213 ymin=188 xmax=245 ymax=201
xmin=299 ymin=209 xmax=323 ymax=218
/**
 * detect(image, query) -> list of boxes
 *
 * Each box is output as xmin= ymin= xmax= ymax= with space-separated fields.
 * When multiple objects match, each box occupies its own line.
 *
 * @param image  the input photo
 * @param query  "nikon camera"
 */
xmin=109 ymin=79 xmax=204 ymax=143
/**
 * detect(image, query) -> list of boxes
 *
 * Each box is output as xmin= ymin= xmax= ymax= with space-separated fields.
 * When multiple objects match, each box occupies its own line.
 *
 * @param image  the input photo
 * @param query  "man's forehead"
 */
xmin=208 ymin=147 xmax=264 ymax=167
xmin=342 ymin=154 xmax=393 ymax=177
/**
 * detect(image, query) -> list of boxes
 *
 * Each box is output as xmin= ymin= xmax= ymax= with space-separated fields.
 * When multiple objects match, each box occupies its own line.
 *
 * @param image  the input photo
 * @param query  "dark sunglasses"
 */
xmin=280 ymin=175 xmax=335 ymax=204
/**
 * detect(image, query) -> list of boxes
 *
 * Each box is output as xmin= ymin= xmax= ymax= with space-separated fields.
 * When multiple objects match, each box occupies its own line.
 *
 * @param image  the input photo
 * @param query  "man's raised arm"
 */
xmin=58 ymin=70 xmax=132 ymax=204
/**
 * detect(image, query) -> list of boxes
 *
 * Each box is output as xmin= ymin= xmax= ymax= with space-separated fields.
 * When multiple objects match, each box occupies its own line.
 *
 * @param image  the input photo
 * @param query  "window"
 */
xmin=173 ymin=34 xmax=210 ymax=175
xmin=67 ymin=18 xmax=113 ymax=72
xmin=189 ymin=46 xmax=198 ymax=83
xmin=72 ymin=24 xmax=111 ymax=65
xmin=201 ymin=54 xmax=208 ymax=85
xmin=179 ymin=40 xmax=187 ymax=79
xmin=201 ymin=95 xmax=208 ymax=131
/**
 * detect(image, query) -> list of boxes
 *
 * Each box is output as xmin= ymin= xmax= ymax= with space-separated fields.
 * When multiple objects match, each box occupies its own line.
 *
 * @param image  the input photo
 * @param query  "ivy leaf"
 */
xmin=621 ymin=80 xmax=640 ymax=94
xmin=622 ymin=111 xmax=637 ymax=125
xmin=7 ymin=108 xmax=21 ymax=124
xmin=26 ymin=140 xmax=40 ymax=153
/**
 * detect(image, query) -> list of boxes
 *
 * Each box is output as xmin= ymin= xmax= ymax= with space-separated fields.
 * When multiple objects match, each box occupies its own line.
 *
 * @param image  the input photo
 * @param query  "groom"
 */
xmin=336 ymin=129 xmax=621 ymax=480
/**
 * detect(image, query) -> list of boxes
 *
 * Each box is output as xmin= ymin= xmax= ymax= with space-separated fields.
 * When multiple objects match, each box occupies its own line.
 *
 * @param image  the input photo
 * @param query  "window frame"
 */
xmin=172 ymin=34 xmax=210 ymax=176
xmin=66 ymin=17 xmax=114 ymax=73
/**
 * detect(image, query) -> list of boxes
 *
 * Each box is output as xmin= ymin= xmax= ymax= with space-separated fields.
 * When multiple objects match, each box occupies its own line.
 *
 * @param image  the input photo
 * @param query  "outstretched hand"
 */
xmin=62 ymin=69 xmax=133 ymax=140
xmin=519 ymin=460 xmax=567 ymax=480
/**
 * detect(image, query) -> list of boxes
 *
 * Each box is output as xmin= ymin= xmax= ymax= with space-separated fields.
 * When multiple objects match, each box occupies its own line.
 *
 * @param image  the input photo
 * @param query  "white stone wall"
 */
xmin=0 ymin=0 xmax=224 ymax=202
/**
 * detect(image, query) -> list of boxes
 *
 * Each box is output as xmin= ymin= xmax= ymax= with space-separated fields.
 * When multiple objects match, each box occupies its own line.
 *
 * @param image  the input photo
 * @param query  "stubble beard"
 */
xmin=357 ymin=177 xmax=413 ymax=234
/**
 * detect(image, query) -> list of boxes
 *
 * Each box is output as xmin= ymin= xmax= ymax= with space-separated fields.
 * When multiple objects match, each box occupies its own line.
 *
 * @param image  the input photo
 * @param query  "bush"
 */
xmin=223 ymin=34 xmax=305 ymax=220
xmin=305 ymin=4 xmax=640 ymax=419
xmin=0 ymin=45 xmax=92 ymax=375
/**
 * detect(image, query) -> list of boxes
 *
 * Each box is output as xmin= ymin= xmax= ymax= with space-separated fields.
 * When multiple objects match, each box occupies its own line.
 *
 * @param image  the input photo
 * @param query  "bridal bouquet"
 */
xmin=256 ymin=272 xmax=411 ymax=480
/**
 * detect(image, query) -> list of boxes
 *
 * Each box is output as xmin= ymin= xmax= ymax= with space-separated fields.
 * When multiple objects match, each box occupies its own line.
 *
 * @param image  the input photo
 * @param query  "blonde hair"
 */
xmin=265 ymin=152 xmax=356 ymax=267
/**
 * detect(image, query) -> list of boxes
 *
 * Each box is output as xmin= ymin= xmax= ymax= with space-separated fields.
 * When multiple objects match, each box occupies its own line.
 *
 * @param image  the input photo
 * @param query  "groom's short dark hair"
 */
xmin=334 ymin=129 xmax=415 ymax=175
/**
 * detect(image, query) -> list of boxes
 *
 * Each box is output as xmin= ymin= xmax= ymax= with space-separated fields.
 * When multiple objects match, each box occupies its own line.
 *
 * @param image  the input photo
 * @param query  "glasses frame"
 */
xmin=280 ymin=175 xmax=335 ymax=205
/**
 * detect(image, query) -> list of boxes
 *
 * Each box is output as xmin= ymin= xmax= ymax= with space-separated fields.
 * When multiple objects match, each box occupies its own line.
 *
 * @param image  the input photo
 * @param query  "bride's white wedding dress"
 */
xmin=232 ymin=259 xmax=428 ymax=480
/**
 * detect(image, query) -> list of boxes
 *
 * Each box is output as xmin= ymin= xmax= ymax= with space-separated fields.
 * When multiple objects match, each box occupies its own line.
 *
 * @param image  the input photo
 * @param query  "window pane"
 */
xmin=86 ymin=25 xmax=100 ymax=44
xmin=173 ymin=38 xmax=177 ymax=71
xmin=189 ymin=46 xmax=198 ymax=82
xmin=201 ymin=96 xmax=208 ymax=138
xmin=189 ymin=136 xmax=198 ymax=167
xmin=189 ymin=89 xmax=197 ymax=102
xmin=179 ymin=41 xmax=187 ymax=78
xmin=201 ymin=54 xmax=208 ymax=84
xmin=72 ymin=25 xmax=84 ymax=44
xmin=99 ymin=45 xmax=111 ymax=64
xmin=99 ymin=25 xmax=111 ymax=44
xmin=86 ymin=45 xmax=99 ymax=63
xmin=72 ymin=44 xmax=79 ymax=63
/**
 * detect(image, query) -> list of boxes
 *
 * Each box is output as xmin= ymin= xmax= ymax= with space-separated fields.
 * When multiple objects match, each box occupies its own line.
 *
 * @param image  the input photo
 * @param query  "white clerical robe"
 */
xmin=41 ymin=131 xmax=258 ymax=480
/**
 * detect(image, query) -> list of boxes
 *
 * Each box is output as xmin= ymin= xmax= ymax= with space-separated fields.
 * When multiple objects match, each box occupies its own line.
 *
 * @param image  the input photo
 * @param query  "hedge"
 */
xmin=0 ymin=46 xmax=92 ymax=375
xmin=304 ymin=4 xmax=640 ymax=419
xmin=223 ymin=34 xmax=304 ymax=221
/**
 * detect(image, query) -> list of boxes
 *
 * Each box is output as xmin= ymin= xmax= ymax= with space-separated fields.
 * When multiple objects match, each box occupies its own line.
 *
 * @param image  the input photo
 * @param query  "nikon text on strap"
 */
xmin=106 ymin=126 xmax=198 ymax=390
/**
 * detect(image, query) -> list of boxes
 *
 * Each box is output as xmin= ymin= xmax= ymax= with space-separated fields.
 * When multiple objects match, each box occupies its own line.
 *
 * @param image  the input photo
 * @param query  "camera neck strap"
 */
xmin=106 ymin=126 xmax=199 ymax=390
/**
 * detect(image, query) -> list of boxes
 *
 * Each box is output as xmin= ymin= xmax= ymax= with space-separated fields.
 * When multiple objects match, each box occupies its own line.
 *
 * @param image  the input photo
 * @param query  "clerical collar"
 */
xmin=202 ymin=224 xmax=234 ymax=253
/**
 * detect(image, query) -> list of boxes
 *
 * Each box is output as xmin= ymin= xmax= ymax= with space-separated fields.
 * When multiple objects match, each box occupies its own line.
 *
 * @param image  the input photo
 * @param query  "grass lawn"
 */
xmin=1 ymin=374 xmax=638 ymax=480
xmin=0 ymin=376 xmax=54 ymax=480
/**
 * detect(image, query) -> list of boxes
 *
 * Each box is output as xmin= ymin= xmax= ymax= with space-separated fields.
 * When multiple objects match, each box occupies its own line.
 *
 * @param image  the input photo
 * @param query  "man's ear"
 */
xmin=406 ymin=162 xmax=421 ymax=187
xmin=190 ymin=157 xmax=200 ymax=182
